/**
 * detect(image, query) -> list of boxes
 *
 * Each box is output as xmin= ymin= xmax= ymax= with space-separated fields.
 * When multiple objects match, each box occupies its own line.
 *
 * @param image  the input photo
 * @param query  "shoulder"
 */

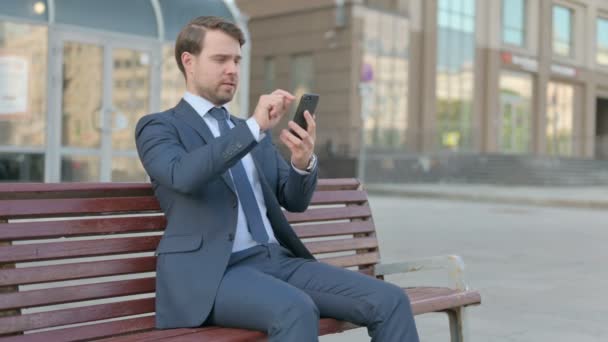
xmin=135 ymin=108 xmax=177 ymax=137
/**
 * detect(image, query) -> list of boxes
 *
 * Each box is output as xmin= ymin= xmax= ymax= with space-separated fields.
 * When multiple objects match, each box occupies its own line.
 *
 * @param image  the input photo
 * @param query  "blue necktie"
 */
xmin=208 ymin=107 xmax=269 ymax=244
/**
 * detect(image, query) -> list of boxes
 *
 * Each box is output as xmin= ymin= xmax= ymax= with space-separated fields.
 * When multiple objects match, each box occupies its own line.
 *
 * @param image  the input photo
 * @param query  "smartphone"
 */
xmin=290 ymin=93 xmax=319 ymax=138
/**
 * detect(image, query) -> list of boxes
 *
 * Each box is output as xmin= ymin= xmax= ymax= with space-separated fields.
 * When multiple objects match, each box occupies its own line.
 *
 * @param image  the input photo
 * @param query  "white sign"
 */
xmin=551 ymin=64 xmax=577 ymax=78
xmin=0 ymin=55 xmax=28 ymax=116
xmin=511 ymin=55 xmax=538 ymax=72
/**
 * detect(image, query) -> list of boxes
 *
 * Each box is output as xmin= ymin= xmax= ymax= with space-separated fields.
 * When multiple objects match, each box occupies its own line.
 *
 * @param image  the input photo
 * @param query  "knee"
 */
xmin=271 ymin=292 xmax=319 ymax=330
xmin=375 ymin=283 xmax=412 ymax=319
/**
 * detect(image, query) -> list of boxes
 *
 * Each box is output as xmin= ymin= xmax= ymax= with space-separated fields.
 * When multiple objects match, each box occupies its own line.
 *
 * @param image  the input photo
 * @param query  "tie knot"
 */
xmin=208 ymin=107 xmax=228 ymax=122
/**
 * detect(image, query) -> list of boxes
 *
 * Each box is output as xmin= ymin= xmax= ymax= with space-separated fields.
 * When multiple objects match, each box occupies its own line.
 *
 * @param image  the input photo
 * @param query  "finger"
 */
xmin=280 ymin=130 xmax=297 ymax=151
xmin=282 ymin=128 xmax=307 ymax=149
xmin=271 ymin=89 xmax=295 ymax=101
xmin=287 ymin=121 xmax=309 ymax=140
xmin=303 ymin=111 xmax=316 ymax=138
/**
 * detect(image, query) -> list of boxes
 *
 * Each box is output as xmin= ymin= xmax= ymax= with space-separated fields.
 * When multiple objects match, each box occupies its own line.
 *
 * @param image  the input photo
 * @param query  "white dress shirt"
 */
xmin=183 ymin=92 xmax=314 ymax=252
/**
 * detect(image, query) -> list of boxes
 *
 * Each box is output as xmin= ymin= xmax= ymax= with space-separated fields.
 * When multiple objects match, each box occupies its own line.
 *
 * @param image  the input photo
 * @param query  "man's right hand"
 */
xmin=253 ymin=89 xmax=295 ymax=131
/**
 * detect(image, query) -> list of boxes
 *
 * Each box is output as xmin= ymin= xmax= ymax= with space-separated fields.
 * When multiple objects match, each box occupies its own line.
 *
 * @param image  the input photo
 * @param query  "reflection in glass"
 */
xmin=61 ymin=155 xmax=100 ymax=181
xmin=112 ymin=48 xmax=150 ymax=151
xmin=361 ymin=9 xmax=409 ymax=150
xmin=0 ymin=153 xmax=44 ymax=181
xmin=597 ymin=17 xmax=608 ymax=65
xmin=553 ymin=5 xmax=573 ymax=57
xmin=546 ymin=82 xmax=574 ymax=156
xmin=161 ymin=43 xmax=186 ymax=111
xmin=291 ymin=54 xmax=314 ymax=104
xmin=112 ymin=156 xmax=147 ymax=182
xmin=499 ymin=71 xmax=532 ymax=153
xmin=436 ymin=0 xmax=476 ymax=151
xmin=61 ymin=41 xmax=102 ymax=148
xmin=502 ymin=0 xmax=526 ymax=46
xmin=0 ymin=21 xmax=47 ymax=147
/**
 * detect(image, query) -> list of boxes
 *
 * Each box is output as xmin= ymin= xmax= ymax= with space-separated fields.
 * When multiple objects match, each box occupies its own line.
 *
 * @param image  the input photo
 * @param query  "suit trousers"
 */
xmin=207 ymin=243 xmax=420 ymax=342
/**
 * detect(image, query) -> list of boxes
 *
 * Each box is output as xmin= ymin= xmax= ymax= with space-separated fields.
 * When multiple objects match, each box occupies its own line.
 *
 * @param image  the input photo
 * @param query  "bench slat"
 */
xmin=0 ymin=316 xmax=157 ymax=342
xmin=0 ymin=217 xmax=165 ymax=241
xmin=0 ymin=278 xmax=155 ymax=311
xmin=309 ymin=190 xmax=367 ymax=205
xmin=319 ymin=252 xmax=380 ymax=268
xmin=0 ymin=197 xmax=160 ymax=219
xmin=285 ymin=206 xmax=371 ymax=223
xmin=0 ymin=236 xmax=160 ymax=263
xmin=304 ymin=237 xmax=378 ymax=255
xmin=0 ymin=178 xmax=358 ymax=197
xmin=292 ymin=221 xmax=375 ymax=238
xmin=0 ymin=257 xmax=156 ymax=287
xmin=0 ymin=298 xmax=155 ymax=335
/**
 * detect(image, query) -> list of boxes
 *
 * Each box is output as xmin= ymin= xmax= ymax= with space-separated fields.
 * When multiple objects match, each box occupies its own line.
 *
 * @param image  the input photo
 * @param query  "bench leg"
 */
xmin=447 ymin=307 xmax=468 ymax=342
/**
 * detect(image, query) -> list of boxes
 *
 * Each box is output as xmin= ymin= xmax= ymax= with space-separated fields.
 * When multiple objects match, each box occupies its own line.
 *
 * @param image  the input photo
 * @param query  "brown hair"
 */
xmin=174 ymin=16 xmax=245 ymax=79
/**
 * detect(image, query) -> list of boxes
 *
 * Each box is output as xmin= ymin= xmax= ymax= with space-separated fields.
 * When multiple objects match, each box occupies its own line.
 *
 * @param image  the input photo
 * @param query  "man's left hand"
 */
xmin=280 ymin=110 xmax=316 ymax=170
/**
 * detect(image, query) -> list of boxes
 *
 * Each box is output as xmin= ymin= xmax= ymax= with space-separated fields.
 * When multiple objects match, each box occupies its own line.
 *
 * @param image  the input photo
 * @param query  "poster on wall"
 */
xmin=0 ymin=54 xmax=29 ymax=118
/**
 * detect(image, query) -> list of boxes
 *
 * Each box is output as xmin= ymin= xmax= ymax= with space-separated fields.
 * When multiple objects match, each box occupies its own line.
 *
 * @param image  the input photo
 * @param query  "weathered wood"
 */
xmin=284 ymin=205 xmax=372 ymax=223
xmin=0 ymin=216 xmax=20 ymax=322
xmin=0 ymin=216 xmax=165 ymax=241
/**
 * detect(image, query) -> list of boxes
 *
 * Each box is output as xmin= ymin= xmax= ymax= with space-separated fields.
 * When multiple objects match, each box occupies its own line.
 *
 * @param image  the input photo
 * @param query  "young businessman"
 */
xmin=135 ymin=16 xmax=419 ymax=342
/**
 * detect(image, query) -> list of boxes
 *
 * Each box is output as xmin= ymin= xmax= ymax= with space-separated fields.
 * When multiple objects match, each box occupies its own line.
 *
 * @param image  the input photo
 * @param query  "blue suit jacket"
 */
xmin=135 ymin=99 xmax=317 ymax=329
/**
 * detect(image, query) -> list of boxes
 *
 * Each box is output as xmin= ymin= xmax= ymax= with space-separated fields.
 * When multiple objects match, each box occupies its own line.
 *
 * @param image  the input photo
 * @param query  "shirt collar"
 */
xmin=183 ymin=91 xmax=228 ymax=120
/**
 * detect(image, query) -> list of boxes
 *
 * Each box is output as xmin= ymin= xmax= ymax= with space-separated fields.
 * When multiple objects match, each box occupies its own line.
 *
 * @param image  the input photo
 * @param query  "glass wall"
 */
xmin=598 ymin=17 xmax=608 ymax=66
xmin=436 ymin=0 xmax=476 ymax=151
xmin=0 ymin=20 xmax=47 ymax=181
xmin=361 ymin=10 xmax=409 ymax=150
xmin=553 ymin=5 xmax=573 ymax=58
xmin=502 ymin=0 xmax=526 ymax=47
xmin=546 ymin=81 xmax=574 ymax=156
xmin=498 ymin=71 xmax=532 ymax=153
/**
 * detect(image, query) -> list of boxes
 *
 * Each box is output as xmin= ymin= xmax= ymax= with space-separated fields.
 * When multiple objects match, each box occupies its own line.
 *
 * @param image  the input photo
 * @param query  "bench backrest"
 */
xmin=0 ymin=179 xmax=378 ymax=337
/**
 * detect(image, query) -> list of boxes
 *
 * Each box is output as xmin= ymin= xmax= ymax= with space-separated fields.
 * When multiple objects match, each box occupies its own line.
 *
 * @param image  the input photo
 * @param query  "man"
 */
xmin=135 ymin=16 xmax=419 ymax=342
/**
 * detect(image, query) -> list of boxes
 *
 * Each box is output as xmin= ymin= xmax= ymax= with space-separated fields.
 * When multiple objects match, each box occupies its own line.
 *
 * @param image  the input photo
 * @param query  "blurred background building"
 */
xmin=1 ymin=0 xmax=608 ymax=185
xmin=238 ymin=0 xmax=608 ymax=185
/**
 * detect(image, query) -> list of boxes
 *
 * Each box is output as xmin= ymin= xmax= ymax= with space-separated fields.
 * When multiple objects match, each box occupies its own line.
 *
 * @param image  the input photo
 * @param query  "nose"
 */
xmin=225 ymin=60 xmax=238 ymax=75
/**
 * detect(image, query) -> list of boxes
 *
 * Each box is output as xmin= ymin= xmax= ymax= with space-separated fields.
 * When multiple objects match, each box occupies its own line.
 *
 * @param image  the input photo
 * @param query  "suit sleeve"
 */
xmin=273 ymin=146 xmax=318 ymax=213
xmin=135 ymin=114 xmax=257 ymax=194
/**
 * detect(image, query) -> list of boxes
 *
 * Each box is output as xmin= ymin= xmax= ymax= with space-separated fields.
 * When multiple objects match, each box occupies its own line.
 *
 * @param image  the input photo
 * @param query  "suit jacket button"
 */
xmin=228 ymin=233 xmax=235 ymax=241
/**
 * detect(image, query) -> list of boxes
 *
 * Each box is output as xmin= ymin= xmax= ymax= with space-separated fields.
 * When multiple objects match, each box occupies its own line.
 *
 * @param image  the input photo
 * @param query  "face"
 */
xmin=183 ymin=29 xmax=241 ymax=106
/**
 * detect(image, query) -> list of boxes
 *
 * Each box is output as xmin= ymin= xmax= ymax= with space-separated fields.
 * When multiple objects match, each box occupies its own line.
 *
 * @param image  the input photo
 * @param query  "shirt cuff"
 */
xmin=246 ymin=117 xmax=265 ymax=142
xmin=292 ymin=154 xmax=317 ymax=175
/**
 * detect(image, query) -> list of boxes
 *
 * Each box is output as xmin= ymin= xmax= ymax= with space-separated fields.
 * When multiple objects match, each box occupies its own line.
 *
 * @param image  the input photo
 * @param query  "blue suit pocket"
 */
xmin=155 ymin=234 xmax=203 ymax=255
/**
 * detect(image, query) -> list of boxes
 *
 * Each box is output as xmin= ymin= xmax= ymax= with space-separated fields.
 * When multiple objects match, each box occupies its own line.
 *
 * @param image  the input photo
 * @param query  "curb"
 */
xmin=365 ymin=186 xmax=608 ymax=210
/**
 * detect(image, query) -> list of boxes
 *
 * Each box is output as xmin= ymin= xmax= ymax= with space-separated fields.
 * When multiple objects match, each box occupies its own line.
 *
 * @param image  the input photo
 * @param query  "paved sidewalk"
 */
xmin=365 ymin=183 xmax=608 ymax=209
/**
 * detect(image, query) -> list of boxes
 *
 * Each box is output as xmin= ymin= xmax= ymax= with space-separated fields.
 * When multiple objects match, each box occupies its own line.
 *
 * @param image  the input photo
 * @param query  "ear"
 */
xmin=181 ymin=52 xmax=194 ymax=76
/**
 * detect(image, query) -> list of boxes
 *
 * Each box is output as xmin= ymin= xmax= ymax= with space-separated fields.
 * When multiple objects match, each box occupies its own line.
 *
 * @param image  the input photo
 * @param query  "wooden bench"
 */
xmin=0 ymin=178 xmax=481 ymax=341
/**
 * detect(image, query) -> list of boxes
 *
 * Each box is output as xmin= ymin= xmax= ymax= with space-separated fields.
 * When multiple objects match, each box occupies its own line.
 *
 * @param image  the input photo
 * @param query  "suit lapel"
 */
xmin=174 ymin=99 xmax=235 ymax=194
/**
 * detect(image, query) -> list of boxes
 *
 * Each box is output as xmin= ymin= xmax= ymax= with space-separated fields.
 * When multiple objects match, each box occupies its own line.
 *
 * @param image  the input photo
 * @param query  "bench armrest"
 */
xmin=373 ymin=255 xmax=469 ymax=291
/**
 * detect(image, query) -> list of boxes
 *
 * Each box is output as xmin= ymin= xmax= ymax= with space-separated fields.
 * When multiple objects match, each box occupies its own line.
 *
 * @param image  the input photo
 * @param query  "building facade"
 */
xmin=237 ymin=0 xmax=608 ymax=181
xmin=0 ymin=0 xmax=250 ymax=182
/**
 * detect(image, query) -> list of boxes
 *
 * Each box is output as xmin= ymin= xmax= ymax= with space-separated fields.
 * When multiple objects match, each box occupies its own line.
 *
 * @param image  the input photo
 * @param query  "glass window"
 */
xmin=0 ymin=21 xmax=48 ymax=147
xmin=291 ymin=54 xmax=314 ymax=104
xmin=0 ymin=0 xmax=48 ymax=22
xmin=161 ymin=43 xmax=186 ymax=111
xmin=502 ymin=0 xmax=526 ymax=46
xmin=61 ymin=155 xmax=99 ymax=182
xmin=55 ymin=0 xmax=157 ymax=37
xmin=546 ymin=82 xmax=574 ymax=156
xmin=436 ymin=0 xmax=476 ymax=151
xmin=553 ymin=5 xmax=573 ymax=57
xmin=362 ymin=10 xmax=409 ymax=150
xmin=499 ymin=71 xmax=532 ymax=153
xmin=0 ymin=152 xmax=44 ymax=181
xmin=61 ymin=41 xmax=103 ymax=149
xmin=598 ymin=17 xmax=608 ymax=65
xmin=159 ymin=0 xmax=234 ymax=41
xmin=263 ymin=57 xmax=275 ymax=92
